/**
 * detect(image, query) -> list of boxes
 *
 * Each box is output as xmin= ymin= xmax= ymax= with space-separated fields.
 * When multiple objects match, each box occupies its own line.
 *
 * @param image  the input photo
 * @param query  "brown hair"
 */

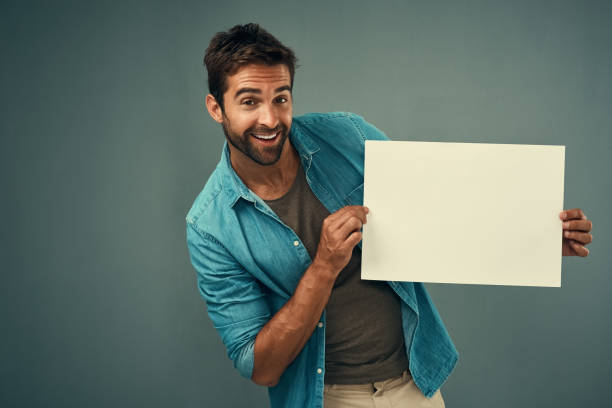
xmin=204 ymin=23 xmax=298 ymax=111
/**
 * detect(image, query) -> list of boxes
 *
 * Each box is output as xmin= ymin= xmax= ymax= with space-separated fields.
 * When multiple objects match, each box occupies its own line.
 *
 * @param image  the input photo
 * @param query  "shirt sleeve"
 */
xmin=186 ymin=223 xmax=271 ymax=380
xmin=348 ymin=113 xmax=391 ymax=141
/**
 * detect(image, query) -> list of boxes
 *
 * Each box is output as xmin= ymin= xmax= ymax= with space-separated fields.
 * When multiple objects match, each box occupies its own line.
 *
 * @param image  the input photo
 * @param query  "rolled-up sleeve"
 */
xmin=186 ymin=223 xmax=271 ymax=379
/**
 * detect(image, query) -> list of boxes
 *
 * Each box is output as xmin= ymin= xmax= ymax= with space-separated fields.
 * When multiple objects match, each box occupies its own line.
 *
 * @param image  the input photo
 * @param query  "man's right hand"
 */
xmin=313 ymin=205 xmax=369 ymax=278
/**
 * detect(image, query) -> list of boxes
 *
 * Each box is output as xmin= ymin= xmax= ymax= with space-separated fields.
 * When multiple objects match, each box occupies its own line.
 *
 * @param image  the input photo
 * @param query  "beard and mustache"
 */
xmin=222 ymin=118 xmax=290 ymax=166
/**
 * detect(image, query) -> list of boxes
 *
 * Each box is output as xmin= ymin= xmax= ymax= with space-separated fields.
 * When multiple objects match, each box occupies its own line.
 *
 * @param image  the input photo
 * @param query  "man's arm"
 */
xmin=251 ymin=205 xmax=368 ymax=387
xmin=187 ymin=224 xmax=273 ymax=380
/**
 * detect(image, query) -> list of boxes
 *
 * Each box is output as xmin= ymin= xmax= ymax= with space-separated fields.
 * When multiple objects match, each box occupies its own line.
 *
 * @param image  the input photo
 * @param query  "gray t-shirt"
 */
xmin=265 ymin=163 xmax=408 ymax=384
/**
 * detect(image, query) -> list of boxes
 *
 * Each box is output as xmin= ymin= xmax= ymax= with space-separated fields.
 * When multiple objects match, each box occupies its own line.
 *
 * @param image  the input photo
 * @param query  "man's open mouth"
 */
xmin=251 ymin=131 xmax=280 ymax=141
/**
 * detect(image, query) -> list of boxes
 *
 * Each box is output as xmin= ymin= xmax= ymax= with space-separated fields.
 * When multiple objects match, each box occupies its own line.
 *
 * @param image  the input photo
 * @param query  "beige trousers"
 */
xmin=323 ymin=370 xmax=445 ymax=408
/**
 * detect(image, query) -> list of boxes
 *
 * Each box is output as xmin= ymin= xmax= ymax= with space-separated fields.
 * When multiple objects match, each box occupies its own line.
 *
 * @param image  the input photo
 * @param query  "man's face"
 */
xmin=218 ymin=64 xmax=293 ymax=166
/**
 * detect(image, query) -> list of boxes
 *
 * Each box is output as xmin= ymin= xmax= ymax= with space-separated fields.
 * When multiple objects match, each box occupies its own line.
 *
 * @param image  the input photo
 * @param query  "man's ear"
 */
xmin=205 ymin=94 xmax=224 ymax=124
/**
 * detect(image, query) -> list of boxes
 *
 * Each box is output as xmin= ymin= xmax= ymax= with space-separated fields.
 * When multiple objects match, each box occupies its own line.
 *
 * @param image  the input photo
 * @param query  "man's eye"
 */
xmin=276 ymin=96 xmax=288 ymax=103
xmin=242 ymin=99 xmax=255 ymax=106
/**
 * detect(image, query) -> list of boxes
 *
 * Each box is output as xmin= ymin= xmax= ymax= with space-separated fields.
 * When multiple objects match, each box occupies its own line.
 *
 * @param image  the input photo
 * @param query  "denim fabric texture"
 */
xmin=186 ymin=112 xmax=459 ymax=408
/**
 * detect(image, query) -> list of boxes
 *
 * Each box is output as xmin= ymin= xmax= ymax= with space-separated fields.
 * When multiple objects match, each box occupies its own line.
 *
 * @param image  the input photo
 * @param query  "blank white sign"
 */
xmin=361 ymin=141 xmax=565 ymax=287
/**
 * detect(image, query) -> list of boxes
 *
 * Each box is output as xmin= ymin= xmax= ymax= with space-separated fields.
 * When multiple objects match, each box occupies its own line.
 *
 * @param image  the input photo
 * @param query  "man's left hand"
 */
xmin=560 ymin=208 xmax=593 ymax=257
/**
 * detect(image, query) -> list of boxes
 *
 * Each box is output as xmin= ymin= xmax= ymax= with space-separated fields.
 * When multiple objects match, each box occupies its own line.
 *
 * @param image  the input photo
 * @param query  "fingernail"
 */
xmin=564 ymin=231 xmax=570 ymax=237
xmin=560 ymin=212 xmax=567 ymax=220
xmin=563 ymin=222 xmax=569 ymax=229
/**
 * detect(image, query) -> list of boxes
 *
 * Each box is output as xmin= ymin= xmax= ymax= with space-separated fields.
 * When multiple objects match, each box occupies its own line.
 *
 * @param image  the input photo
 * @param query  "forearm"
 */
xmin=251 ymin=260 xmax=335 ymax=387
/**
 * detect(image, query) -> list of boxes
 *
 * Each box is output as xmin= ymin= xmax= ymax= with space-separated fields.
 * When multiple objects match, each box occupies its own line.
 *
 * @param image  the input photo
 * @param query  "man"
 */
xmin=186 ymin=23 xmax=593 ymax=408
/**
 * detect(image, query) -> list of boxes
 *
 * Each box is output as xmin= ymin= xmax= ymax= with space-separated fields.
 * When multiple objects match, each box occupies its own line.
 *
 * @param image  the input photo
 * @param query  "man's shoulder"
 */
xmin=292 ymin=111 xmax=385 ymax=143
xmin=293 ymin=111 xmax=365 ymax=131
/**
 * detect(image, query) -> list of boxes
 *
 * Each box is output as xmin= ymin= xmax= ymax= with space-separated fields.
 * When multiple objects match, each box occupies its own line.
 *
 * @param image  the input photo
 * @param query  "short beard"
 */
xmin=222 ymin=119 xmax=289 ymax=166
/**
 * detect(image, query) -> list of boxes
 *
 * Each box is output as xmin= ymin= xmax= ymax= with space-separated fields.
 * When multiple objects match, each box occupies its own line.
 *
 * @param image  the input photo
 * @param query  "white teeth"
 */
xmin=252 ymin=132 xmax=278 ymax=140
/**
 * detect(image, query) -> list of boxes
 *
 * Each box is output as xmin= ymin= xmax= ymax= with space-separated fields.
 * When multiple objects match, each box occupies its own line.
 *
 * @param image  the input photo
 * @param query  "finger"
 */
xmin=562 ymin=219 xmax=593 ymax=232
xmin=333 ymin=207 xmax=368 ymax=231
xmin=564 ymin=231 xmax=593 ymax=244
xmin=322 ymin=208 xmax=355 ymax=231
xmin=569 ymin=239 xmax=590 ymax=257
xmin=346 ymin=205 xmax=369 ymax=221
xmin=327 ymin=206 xmax=368 ymax=225
xmin=560 ymin=208 xmax=586 ymax=220
xmin=340 ymin=205 xmax=369 ymax=214
xmin=341 ymin=231 xmax=362 ymax=251
xmin=336 ymin=217 xmax=363 ymax=241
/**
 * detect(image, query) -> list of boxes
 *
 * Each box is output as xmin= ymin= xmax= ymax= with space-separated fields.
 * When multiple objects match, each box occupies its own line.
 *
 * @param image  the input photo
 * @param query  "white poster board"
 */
xmin=361 ymin=141 xmax=565 ymax=287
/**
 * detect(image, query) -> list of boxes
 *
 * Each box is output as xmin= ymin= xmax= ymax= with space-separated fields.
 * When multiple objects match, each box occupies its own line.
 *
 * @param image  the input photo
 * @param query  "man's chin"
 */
xmin=253 ymin=132 xmax=288 ymax=165
xmin=252 ymin=146 xmax=285 ymax=166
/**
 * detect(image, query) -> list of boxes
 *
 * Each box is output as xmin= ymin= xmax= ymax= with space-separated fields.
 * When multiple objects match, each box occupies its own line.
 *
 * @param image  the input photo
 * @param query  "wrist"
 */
xmin=310 ymin=257 xmax=337 ymax=284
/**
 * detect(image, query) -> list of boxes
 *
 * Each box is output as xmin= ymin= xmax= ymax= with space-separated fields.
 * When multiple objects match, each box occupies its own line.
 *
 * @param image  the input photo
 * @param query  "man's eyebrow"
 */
xmin=234 ymin=88 xmax=261 ymax=98
xmin=275 ymin=85 xmax=292 ymax=93
xmin=234 ymin=85 xmax=292 ymax=99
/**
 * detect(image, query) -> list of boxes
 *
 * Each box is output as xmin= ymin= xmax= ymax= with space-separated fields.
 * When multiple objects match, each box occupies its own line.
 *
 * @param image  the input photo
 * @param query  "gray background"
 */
xmin=1 ymin=0 xmax=610 ymax=407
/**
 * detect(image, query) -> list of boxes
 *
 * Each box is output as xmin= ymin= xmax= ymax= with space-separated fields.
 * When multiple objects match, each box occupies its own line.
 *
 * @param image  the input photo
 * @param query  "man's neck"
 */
xmin=229 ymin=141 xmax=301 ymax=201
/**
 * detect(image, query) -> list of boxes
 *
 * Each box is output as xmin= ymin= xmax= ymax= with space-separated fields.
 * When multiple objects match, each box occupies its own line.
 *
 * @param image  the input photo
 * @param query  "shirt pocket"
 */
xmin=344 ymin=183 xmax=364 ymax=206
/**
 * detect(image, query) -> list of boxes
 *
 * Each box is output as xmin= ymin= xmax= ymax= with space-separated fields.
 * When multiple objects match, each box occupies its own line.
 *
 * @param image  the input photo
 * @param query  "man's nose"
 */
xmin=257 ymin=103 xmax=279 ymax=129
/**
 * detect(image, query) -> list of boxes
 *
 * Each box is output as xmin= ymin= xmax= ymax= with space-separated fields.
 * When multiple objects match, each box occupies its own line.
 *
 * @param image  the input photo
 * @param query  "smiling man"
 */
xmin=186 ymin=23 xmax=594 ymax=408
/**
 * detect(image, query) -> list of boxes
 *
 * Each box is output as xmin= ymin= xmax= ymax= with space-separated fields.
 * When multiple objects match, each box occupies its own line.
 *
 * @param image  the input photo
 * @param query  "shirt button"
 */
xmin=317 ymin=368 xmax=323 ymax=374
xmin=317 ymin=322 xmax=323 ymax=328
xmin=293 ymin=240 xmax=299 ymax=247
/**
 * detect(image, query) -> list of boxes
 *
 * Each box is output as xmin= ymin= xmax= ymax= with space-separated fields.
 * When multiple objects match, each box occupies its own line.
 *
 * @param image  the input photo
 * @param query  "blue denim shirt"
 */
xmin=186 ymin=112 xmax=458 ymax=408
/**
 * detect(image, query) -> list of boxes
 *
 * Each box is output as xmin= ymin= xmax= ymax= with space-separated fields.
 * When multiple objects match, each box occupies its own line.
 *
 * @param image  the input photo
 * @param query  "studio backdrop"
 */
xmin=2 ymin=0 xmax=610 ymax=407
